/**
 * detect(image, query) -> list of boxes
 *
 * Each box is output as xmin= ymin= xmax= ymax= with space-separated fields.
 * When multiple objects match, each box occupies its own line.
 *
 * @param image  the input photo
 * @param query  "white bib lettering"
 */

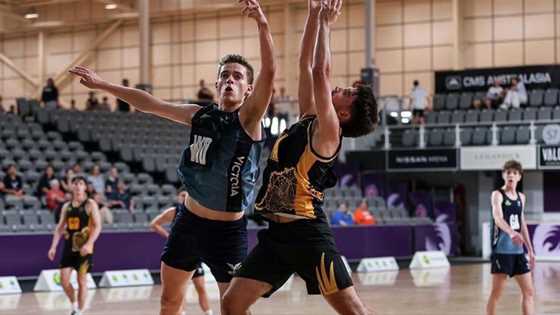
xmin=190 ymin=135 xmax=213 ymax=166
xmin=509 ymin=214 xmax=520 ymax=230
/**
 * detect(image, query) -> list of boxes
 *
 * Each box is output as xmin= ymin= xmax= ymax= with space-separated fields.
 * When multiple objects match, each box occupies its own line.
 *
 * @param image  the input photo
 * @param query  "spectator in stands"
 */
xmin=93 ymin=192 xmax=113 ymax=224
xmin=105 ymin=167 xmax=119 ymax=199
xmin=86 ymin=182 xmax=96 ymax=197
xmin=71 ymin=163 xmax=82 ymax=176
xmin=69 ymin=99 xmax=77 ymax=111
xmin=46 ymin=179 xmax=66 ymax=213
xmin=409 ymin=80 xmax=429 ymax=125
xmin=485 ymin=80 xmax=505 ymax=109
xmin=116 ymin=79 xmax=131 ymax=112
xmin=100 ymin=96 xmax=112 ymax=111
xmin=60 ymin=168 xmax=75 ymax=193
xmin=41 ymin=78 xmax=59 ymax=110
xmin=353 ymin=200 xmax=377 ymax=225
xmin=36 ymin=165 xmax=56 ymax=199
xmin=197 ymin=79 xmax=214 ymax=101
xmin=85 ymin=91 xmax=100 ymax=111
xmin=108 ymin=180 xmax=134 ymax=212
xmin=274 ymin=86 xmax=292 ymax=103
xmin=502 ymin=77 xmax=527 ymax=109
xmin=8 ymin=105 xmax=15 ymax=114
xmin=2 ymin=164 xmax=24 ymax=197
xmin=0 ymin=95 xmax=4 ymax=113
xmin=0 ymin=182 xmax=4 ymax=199
xmin=87 ymin=165 xmax=105 ymax=196
xmin=330 ymin=202 xmax=354 ymax=226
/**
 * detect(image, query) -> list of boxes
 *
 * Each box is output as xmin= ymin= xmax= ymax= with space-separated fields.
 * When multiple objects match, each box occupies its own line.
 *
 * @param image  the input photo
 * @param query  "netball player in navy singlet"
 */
xmin=69 ymin=1 xmax=276 ymax=313
xmin=486 ymin=160 xmax=535 ymax=315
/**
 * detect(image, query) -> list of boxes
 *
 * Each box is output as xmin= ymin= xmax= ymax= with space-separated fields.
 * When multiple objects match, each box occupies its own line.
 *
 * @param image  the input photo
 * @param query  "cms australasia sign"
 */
xmin=540 ymin=145 xmax=560 ymax=168
xmin=435 ymin=65 xmax=560 ymax=93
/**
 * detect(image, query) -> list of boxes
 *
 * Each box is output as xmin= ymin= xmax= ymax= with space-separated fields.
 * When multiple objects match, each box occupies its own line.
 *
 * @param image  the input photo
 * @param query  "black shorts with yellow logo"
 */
xmin=60 ymin=244 xmax=93 ymax=274
xmin=235 ymin=215 xmax=353 ymax=297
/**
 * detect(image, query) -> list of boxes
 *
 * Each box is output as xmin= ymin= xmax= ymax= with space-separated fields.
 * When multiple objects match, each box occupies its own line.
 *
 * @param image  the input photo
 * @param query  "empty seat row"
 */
xmin=433 ymin=89 xmax=560 ymax=111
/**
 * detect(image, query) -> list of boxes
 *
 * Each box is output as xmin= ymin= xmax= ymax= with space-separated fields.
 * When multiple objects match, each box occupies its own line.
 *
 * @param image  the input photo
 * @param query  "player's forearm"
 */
xmin=494 ymin=216 xmax=515 ymax=236
xmin=521 ymin=223 xmax=534 ymax=253
xmin=300 ymin=10 xmax=321 ymax=70
xmin=99 ymin=82 xmax=164 ymax=113
xmin=50 ymin=230 xmax=62 ymax=250
xmin=257 ymin=22 xmax=276 ymax=78
xmin=312 ymin=21 xmax=331 ymax=76
xmin=86 ymin=223 xmax=101 ymax=246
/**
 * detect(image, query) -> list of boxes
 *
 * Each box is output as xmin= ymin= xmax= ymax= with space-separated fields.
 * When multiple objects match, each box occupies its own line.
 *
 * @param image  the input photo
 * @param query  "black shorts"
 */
xmin=413 ymin=109 xmax=425 ymax=117
xmin=161 ymin=207 xmax=247 ymax=283
xmin=192 ymin=263 xmax=205 ymax=279
xmin=491 ymin=253 xmax=530 ymax=277
xmin=236 ymin=217 xmax=353 ymax=297
xmin=60 ymin=246 xmax=93 ymax=274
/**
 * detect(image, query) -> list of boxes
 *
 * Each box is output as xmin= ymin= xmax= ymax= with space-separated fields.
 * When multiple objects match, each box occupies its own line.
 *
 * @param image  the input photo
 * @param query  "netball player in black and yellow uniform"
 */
xmin=48 ymin=176 xmax=102 ymax=315
xmin=222 ymin=1 xmax=377 ymax=314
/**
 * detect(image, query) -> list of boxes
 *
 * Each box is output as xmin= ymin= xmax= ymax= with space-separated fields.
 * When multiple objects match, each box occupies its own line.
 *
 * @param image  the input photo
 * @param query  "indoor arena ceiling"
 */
xmin=0 ymin=0 xmax=322 ymax=33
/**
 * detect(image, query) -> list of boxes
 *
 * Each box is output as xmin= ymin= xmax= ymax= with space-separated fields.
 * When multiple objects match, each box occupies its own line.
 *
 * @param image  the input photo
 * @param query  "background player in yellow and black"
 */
xmin=48 ymin=176 xmax=102 ymax=315
xmin=222 ymin=0 xmax=377 ymax=314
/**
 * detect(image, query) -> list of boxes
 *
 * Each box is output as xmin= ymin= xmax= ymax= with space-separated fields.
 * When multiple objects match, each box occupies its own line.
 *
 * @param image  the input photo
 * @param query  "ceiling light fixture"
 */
xmin=105 ymin=3 xmax=118 ymax=10
xmin=25 ymin=8 xmax=39 ymax=19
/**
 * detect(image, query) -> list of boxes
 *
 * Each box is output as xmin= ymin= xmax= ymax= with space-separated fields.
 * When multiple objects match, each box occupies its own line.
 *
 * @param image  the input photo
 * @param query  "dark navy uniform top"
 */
xmin=178 ymin=104 xmax=264 ymax=213
xmin=491 ymin=189 xmax=524 ymax=254
xmin=63 ymin=199 xmax=91 ymax=253
xmin=255 ymin=116 xmax=340 ymax=219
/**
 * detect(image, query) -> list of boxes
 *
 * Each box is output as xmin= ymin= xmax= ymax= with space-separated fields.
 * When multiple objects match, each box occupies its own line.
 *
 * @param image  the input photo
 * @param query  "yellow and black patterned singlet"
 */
xmin=64 ymin=199 xmax=91 ymax=252
xmin=255 ymin=116 xmax=340 ymax=219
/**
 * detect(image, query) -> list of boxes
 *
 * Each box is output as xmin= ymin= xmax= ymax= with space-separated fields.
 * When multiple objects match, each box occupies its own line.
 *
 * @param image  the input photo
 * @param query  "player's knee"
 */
xmin=161 ymin=291 xmax=183 ymax=309
xmin=221 ymin=291 xmax=245 ymax=315
xmin=522 ymin=286 xmax=535 ymax=299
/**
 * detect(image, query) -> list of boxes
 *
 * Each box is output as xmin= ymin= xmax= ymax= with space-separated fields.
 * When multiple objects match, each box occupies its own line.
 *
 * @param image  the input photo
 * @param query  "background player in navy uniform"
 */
xmin=486 ymin=160 xmax=535 ymax=315
xmin=150 ymin=191 xmax=213 ymax=315
xmin=69 ymin=1 xmax=275 ymax=314
xmin=48 ymin=176 xmax=102 ymax=315
xmin=222 ymin=0 xmax=377 ymax=314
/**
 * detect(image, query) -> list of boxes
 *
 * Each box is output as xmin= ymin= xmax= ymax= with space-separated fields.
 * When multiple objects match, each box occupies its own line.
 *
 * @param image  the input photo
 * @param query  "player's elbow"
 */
xmin=312 ymin=66 xmax=329 ymax=80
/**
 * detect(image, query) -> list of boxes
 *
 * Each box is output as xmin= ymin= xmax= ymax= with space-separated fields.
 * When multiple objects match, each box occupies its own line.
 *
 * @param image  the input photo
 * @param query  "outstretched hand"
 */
xmin=321 ymin=0 xmax=342 ymax=25
xmin=69 ymin=66 xmax=108 ymax=90
xmin=239 ymin=0 xmax=267 ymax=25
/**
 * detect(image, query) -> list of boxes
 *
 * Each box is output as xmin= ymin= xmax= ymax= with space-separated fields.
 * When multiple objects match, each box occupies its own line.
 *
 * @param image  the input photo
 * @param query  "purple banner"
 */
xmin=528 ymin=224 xmax=560 ymax=258
xmin=414 ymin=223 xmax=459 ymax=256
xmin=2 ymin=224 xmax=455 ymax=277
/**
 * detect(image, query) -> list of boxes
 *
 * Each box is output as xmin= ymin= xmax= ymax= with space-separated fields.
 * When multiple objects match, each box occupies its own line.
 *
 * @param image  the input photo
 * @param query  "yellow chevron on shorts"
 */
xmin=315 ymin=253 xmax=338 ymax=295
xmin=79 ymin=259 xmax=89 ymax=275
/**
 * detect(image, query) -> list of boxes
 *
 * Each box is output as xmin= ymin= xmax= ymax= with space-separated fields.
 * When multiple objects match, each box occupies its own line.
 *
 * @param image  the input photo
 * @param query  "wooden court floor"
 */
xmin=2 ymin=263 xmax=559 ymax=315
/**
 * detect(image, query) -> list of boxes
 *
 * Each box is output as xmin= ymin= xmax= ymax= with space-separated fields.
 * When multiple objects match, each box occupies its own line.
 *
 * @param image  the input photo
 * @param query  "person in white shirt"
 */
xmin=502 ymin=78 xmax=527 ymax=110
xmin=409 ymin=80 xmax=429 ymax=124
xmin=485 ymin=80 xmax=505 ymax=109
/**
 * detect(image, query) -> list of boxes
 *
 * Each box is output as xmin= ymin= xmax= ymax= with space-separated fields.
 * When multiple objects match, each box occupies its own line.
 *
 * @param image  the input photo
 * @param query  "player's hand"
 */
xmin=69 ymin=66 xmax=109 ymax=90
xmin=528 ymin=252 xmax=536 ymax=270
xmin=309 ymin=0 xmax=323 ymax=14
xmin=48 ymin=247 xmax=56 ymax=261
xmin=321 ymin=0 xmax=342 ymax=26
xmin=239 ymin=0 xmax=267 ymax=25
xmin=80 ymin=243 xmax=93 ymax=257
xmin=509 ymin=231 xmax=525 ymax=246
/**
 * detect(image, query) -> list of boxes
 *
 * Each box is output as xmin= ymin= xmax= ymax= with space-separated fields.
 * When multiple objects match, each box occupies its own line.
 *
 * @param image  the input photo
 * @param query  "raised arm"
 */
xmin=519 ymin=193 xmax=535 ymax=269
xmin=311 ymin=0 xmax=343 ymax=157
xmin=48 ymin=202 xmax=69 ymax=261
xmin=298 ymin=0 xmax=323 ymax=117
xmin=239 ymin=0 xmax=276 ymax=138
xmin=491 ymin=191 xmax=524 ymax=246
xmin=81 ymin=199 xmax=102 ymax=257
xmin=149 ymin=207 xmax=177 ymax=238
xmin=69 ymin=66 xmax=201 ymax=126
